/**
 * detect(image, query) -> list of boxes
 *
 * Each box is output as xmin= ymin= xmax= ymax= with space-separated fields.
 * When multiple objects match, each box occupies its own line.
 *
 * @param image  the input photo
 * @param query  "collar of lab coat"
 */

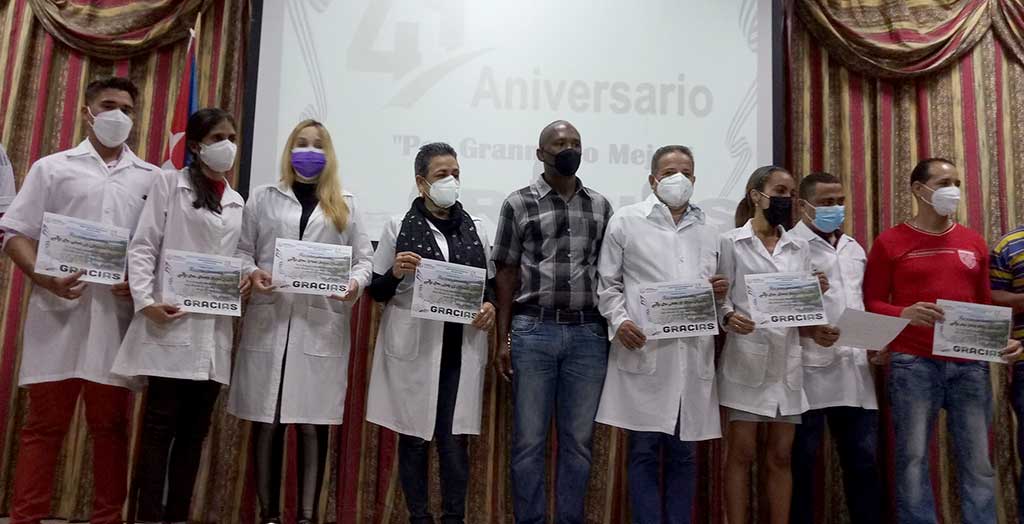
xmin=640 ymin=193 xmax=705 ymax=227
xmin=789 ymin=220 xmax=852 ymax=252
xmin=268 ymin=182 xmax=353 ymax=204
xmin=174 ymin=168 xmax=244 ymax=208
xmin=735 ymin=219 xmax=800 ymax=250
xmin=66 ymin=139 xmax=155 ymax=172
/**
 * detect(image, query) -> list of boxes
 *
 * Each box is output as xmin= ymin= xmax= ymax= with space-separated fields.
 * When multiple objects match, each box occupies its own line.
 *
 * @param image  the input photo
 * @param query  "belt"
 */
xmin=513 ymin=304 xmax=604 ymax=325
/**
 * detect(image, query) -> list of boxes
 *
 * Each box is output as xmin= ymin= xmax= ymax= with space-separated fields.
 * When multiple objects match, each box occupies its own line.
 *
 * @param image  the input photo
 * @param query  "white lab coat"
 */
xmin=366 ymin=212 xmax=493 ymax=440
xmin=227 ymin=183 xmax=374 ymax=424
xmin=789 ymin=221 xmax=877 ymax=410
xmin=0 ymin=143 xmax=15 ymax=210
xmin=0 ymin=141 xmax=158 ymax=387
xmin=112 ymin=169 xmax=244 ymax=385
xmin=717 ymin=220 xmax=812 ymax=417
xmin=595 ymin=196 xmax=721 ymax=441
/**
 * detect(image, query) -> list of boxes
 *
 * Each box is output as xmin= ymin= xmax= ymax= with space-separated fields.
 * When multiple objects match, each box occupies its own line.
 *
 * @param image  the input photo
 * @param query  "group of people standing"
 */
xmin=1 ymin=74 xmax=1022 ymax=524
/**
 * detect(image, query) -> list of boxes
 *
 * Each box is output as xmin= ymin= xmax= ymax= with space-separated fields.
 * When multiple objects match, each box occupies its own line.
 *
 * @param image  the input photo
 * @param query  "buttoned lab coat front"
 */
xmin=789 ymin=221 xmax=877 ymax=410
xmin=112 ymin=170 xmax=244 ymax=385
xmin=595 ymin=196 xmax=722 ymax=441
xmin=366 ymin=213 xmax=493 ymax=440
xmin=228 ymin=184 xmax=373 ymax=424
xmin=0 ymin=141 xmax=158 ymax=387
xmin=717 ymin=220 xmax=813 ymax=417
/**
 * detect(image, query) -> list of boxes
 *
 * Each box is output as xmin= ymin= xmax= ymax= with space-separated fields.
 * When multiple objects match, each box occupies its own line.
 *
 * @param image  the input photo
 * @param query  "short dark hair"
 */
xmin=84 ymin=77 xmax=139 ymax=105
xmin=414 ymin=142 xmax=457 ymax=177
xmin=799 ymin=171 xmax=842 ymax=200
xmin=650 ymin=145 xmax=694 ymax=174
xmin=910 ymin=157 xmax=955 ymax=186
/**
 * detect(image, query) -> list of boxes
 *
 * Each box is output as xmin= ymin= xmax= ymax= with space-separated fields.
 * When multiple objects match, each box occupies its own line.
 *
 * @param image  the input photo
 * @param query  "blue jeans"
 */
xmin=888 ymin=353 xmax=995 ymax=524
xmin=510 ymin=314 xmax=609 ymax=524
xmin=1011 ymin=363 xmax=1024 ymax=523
xmin=790 ymin=406 xmax=881 ymax=524
xmin=628 ymin=429 xmax=696 ymax=524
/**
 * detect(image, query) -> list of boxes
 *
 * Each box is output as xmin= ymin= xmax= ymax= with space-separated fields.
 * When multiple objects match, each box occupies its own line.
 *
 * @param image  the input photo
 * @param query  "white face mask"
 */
xmin=654 ymin=172 xmax=694 ymax=208
xmin=922 ymin=185 xmax=960 ymax=217
xmin=88 ymin=108 xmax=133 ymax=148
xmin=199 ymin=140 xmax=237 ymax=173
xmin=426 ymin=175 xmax=460 ymax=209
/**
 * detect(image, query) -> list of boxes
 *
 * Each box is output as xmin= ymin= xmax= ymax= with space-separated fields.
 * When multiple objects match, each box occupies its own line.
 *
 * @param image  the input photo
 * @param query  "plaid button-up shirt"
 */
xmin=491 ymin=174 xmax=613 ymax=310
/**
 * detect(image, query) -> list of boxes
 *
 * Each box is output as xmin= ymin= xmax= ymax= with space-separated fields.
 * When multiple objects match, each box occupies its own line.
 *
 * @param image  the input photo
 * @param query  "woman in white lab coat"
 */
xmin=366 ymin=142 xmax=494 ymax=523
xmin=111 ymin=108 xmax=248 ymax=523
xmin=717 ymin=165 xmax=834 ymax=524
xmin=228 ymin=120 xmax=373 ymax=523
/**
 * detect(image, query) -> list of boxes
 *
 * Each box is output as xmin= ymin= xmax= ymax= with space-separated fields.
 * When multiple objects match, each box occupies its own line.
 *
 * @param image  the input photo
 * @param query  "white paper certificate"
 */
xmin=161 ymin=249 xmax=242 ymax=317
xmin=639 ymin=280 xmax=719 ymax=339
xmin=272 ymin=238 xmax=352 ymax=296
xmin=35 ymin=212 xmax=130 ymax=285
xmin=745 ymin=272 xmax=827 ymax=328
xmin=834 ymin=308 xmax=910 ymax=351
xmin=932 ymin=299 xmax=1012 ymax=363
xmin=411 ymin=258 xmax=486 ymax=325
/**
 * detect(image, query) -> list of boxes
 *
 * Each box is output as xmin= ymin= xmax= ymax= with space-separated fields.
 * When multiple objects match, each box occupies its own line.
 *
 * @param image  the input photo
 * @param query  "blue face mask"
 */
xmin=809 ymin=204 xmax=845 ymax=233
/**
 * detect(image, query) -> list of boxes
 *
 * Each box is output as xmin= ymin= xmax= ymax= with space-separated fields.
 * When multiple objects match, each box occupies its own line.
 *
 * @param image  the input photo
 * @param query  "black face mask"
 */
xmin=761 ymin=195 xmax=793 ymax=228
xmin=544 ymin=148 xmax=582 ymax=177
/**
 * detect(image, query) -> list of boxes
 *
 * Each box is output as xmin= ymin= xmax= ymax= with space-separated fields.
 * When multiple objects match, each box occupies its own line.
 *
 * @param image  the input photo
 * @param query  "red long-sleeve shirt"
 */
xmin=863 ymin=222 xmax=992 ymax=360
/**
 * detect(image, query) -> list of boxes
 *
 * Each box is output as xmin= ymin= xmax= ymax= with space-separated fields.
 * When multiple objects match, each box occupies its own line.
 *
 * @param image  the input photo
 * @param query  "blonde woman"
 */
xmin=228 ymin=120 xmax=373 ymax=523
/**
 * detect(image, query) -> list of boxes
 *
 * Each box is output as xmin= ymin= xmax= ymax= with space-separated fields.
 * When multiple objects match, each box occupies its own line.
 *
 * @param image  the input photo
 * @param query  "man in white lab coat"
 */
xmin=595 ymin=145 xmax=728 ymax=524
xmin=0 ymin=77 xmax=158 ymax=524
xmin=788 ymin=172 xmax=880 ymax=524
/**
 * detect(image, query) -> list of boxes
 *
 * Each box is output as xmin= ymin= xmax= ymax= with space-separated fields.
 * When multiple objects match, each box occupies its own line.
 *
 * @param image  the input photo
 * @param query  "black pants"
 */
xmin=133 ymin=377 xmax=221 ymax=522
xmin=254 ymin=422 xmax=329 ymax=521
xmin=398 ymin=324 xmax=469 ymax=524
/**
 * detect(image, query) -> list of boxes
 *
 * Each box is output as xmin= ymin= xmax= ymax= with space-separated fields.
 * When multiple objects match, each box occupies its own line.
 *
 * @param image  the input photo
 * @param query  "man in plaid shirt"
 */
xmin=492 ymin=120 xmax=613 ymax=524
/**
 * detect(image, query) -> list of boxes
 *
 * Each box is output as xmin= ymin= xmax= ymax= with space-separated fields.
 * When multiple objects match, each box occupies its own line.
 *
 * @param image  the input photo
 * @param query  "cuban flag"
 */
xmin=163 ymin=29 xmax=198 ymax=170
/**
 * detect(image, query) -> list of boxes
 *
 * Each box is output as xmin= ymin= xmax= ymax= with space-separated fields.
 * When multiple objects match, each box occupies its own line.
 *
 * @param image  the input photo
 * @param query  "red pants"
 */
xmin=10 ymin=379 xmax=129 ymax=524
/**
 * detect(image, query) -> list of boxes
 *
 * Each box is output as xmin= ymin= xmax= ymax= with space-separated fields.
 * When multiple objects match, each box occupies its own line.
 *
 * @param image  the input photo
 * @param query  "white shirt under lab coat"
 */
xmin=227 ymin=183 xmax=374 ymax=424
xmin=789 ymin=221 xmax=877 ymax=410
xmin=366 ymin=210 xmax=493 ymax=440
xmin=112 ymin=169 xmax=244 ymax=385
xmin=717 ymin=220 xmax=812 ymax=417
xmin=0 ymin=140 xmax=158 ymax=387
xmin=595 ymin=196 xmax=721 ymax=441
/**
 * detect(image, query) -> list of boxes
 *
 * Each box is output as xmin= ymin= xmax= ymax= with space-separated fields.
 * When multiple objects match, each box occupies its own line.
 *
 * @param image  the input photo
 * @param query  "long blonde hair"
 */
xmin=279 ymin=120 xmax=349 ymax=231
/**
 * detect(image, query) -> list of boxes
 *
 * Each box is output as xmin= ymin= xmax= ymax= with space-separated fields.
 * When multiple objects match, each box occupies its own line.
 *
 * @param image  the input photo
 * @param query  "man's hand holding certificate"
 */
xmin=271 ymin=238 xmax=352 ymax=296
xmin=411 ymin=258 xmax=486 ymax=325
xmin=932 ymin=299 xmax=1014 ymax=363
xmin=36 ymin=212 xmax=129 ymax=285
xmin=745 ymin=272 xmax=828 ymax=328
xmin=639 ymin=280 xmax=719 ymax=339
xmin=161 ymin=249 xmax=243 ymax=317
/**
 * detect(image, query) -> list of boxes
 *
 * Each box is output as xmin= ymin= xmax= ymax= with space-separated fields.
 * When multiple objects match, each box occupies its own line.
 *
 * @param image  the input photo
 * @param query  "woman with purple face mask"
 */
xmin=228 ymin=120 xmax=374 ymax=524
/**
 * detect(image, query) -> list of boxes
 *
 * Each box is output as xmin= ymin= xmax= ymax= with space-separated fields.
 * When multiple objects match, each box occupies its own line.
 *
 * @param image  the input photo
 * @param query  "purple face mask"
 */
xmin=291 ymin=147 xmax=326 ymax=180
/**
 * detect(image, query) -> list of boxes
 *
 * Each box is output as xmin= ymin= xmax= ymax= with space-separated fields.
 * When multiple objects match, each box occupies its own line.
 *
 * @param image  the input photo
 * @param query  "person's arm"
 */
xmin=976 ymin=242 xmax=994 ymax=306
xmin=345 ymin=197 xmax=375 ymax=299
xmin=491 ymin=200 xmax=522 ymax=381
xmin=236 ymin=190 xmax=260 ymax=278
xmin=366 ymin=218 xmax=403 ymax=303
xmin=862 ymin=236 xmax=902 ymax=317
xmin=990 ymin=244 xmax=1024 ymax=311
xmin=597 ymin=216 xmax=643 ymax=349
xmin=128 ymin=172 xmax=172 ymax=312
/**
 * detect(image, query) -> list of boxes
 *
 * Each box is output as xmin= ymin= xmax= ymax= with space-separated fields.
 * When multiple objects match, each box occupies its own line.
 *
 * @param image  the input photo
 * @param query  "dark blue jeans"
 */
xmin=1012 ymin=363 xmax=1024 ymax=524
xmin=888 ymin=353 xmax=995 ymax=524
xmin=398 ymin=326 xmax=468 ymax=524
xmin=510 ymin=314 xmax=609 ymax=524
xmin=627 ymin=428 xmax=696 ymax=524
xmin=790 ymin=406 xmax=881 ymax=524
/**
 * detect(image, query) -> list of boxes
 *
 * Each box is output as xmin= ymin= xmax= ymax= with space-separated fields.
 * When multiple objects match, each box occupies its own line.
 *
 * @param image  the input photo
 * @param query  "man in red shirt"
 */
xmin=864 ymin=158 xmax=1022 ymax=524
